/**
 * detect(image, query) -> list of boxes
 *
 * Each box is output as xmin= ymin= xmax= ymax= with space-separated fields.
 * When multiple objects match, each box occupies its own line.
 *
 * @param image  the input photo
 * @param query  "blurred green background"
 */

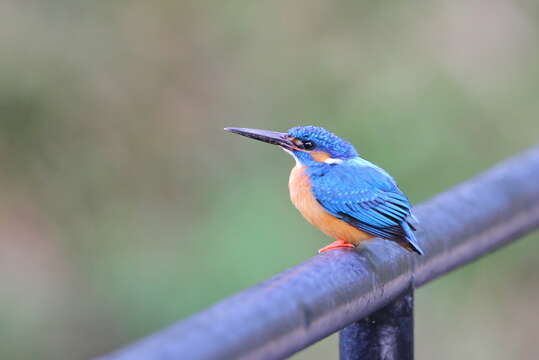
xmin=1 ymin=1 xmax=539 ymax=359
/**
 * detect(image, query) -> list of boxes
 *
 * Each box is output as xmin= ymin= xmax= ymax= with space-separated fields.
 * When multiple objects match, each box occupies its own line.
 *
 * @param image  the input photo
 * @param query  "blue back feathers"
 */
xmin=307 ymin=158 xmax=422 ymax=253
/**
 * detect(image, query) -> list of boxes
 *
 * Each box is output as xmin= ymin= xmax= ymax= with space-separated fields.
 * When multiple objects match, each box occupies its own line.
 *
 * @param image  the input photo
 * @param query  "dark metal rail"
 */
xmin=98 ymin=145 xmax=539 ymax=360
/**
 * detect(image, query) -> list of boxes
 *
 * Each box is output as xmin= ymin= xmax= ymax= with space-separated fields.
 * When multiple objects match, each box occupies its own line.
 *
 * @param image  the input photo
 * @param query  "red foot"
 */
xmin=318 ymin=240 xmax=355 ymax=254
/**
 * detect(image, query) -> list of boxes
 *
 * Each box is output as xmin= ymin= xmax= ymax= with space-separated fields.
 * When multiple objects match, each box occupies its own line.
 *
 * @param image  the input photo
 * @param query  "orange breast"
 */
xmin=288 ymin=166 xmax=373 ymax=245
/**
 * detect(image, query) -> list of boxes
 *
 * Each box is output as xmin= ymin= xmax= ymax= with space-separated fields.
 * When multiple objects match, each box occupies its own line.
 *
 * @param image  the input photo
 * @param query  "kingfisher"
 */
xmin=224 ymin=126 xmax=424 ymax=255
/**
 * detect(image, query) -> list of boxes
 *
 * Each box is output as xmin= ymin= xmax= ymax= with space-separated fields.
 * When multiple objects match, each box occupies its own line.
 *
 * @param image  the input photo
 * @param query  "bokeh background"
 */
xmin=1 ymin=1 xmax=539 ymax=359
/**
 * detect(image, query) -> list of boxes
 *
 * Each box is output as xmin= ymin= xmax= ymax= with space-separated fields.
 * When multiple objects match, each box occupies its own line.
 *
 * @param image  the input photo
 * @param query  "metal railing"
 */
xmin=98 ymin=145 xmax=539 ymax=360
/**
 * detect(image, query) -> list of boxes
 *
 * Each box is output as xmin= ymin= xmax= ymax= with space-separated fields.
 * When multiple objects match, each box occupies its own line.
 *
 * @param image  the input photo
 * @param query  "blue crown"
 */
xmin=287 ymin=126 xmax=358 ymax=159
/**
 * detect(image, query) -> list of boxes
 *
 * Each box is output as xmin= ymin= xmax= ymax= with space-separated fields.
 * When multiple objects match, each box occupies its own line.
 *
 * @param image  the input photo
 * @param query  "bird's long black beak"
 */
xmin=224 ymin=127 xmax=297 ymax=150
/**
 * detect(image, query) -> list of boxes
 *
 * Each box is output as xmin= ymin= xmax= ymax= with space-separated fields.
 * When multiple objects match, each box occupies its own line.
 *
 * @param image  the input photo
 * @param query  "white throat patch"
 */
xmin=323 ymin=158 xmax=343 ymax=164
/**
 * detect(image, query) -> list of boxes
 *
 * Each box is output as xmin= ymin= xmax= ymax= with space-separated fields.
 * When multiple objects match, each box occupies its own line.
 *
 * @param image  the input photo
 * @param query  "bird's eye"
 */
xmin=303 ymin=140 xmax=316 ymax=150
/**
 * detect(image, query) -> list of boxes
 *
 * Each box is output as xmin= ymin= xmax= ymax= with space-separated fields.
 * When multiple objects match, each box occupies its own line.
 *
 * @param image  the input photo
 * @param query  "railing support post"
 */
xmin=339 ymin=290 xmax=414 ymax=360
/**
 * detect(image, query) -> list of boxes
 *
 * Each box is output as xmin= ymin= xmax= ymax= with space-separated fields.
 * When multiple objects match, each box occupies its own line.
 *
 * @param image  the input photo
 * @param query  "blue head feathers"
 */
xmin=286 ymin=126 xmax=358 ymax=165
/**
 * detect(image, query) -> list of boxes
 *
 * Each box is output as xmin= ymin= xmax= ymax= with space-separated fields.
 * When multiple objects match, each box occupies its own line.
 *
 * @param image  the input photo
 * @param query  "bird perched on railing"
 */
xmin=224 ymin=126 xmax=423 ymax=255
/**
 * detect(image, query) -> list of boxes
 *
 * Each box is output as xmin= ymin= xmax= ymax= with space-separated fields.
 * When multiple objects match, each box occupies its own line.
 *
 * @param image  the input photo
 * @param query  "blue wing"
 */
xmin=307 ymin=158 xmax=423 ymax=254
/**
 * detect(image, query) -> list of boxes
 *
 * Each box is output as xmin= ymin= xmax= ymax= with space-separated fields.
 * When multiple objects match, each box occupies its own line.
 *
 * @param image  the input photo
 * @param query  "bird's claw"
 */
xmin=318 ymin=240 xmax=355 ymax=253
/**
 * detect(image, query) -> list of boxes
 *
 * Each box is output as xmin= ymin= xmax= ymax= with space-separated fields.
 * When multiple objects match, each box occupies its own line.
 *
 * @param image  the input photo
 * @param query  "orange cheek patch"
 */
xmin=311 ymin=151 xmax=331 ymax=162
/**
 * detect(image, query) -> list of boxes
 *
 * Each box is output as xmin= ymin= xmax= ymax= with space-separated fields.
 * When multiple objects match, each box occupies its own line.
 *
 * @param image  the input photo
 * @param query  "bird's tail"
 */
xmin=398 ymin=221 xmax=424 ymax=255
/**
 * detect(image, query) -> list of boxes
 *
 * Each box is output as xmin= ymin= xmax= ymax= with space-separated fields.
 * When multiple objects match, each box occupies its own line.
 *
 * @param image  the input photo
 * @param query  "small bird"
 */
xmin=224 ymin=126 xmax=423 ymax=255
